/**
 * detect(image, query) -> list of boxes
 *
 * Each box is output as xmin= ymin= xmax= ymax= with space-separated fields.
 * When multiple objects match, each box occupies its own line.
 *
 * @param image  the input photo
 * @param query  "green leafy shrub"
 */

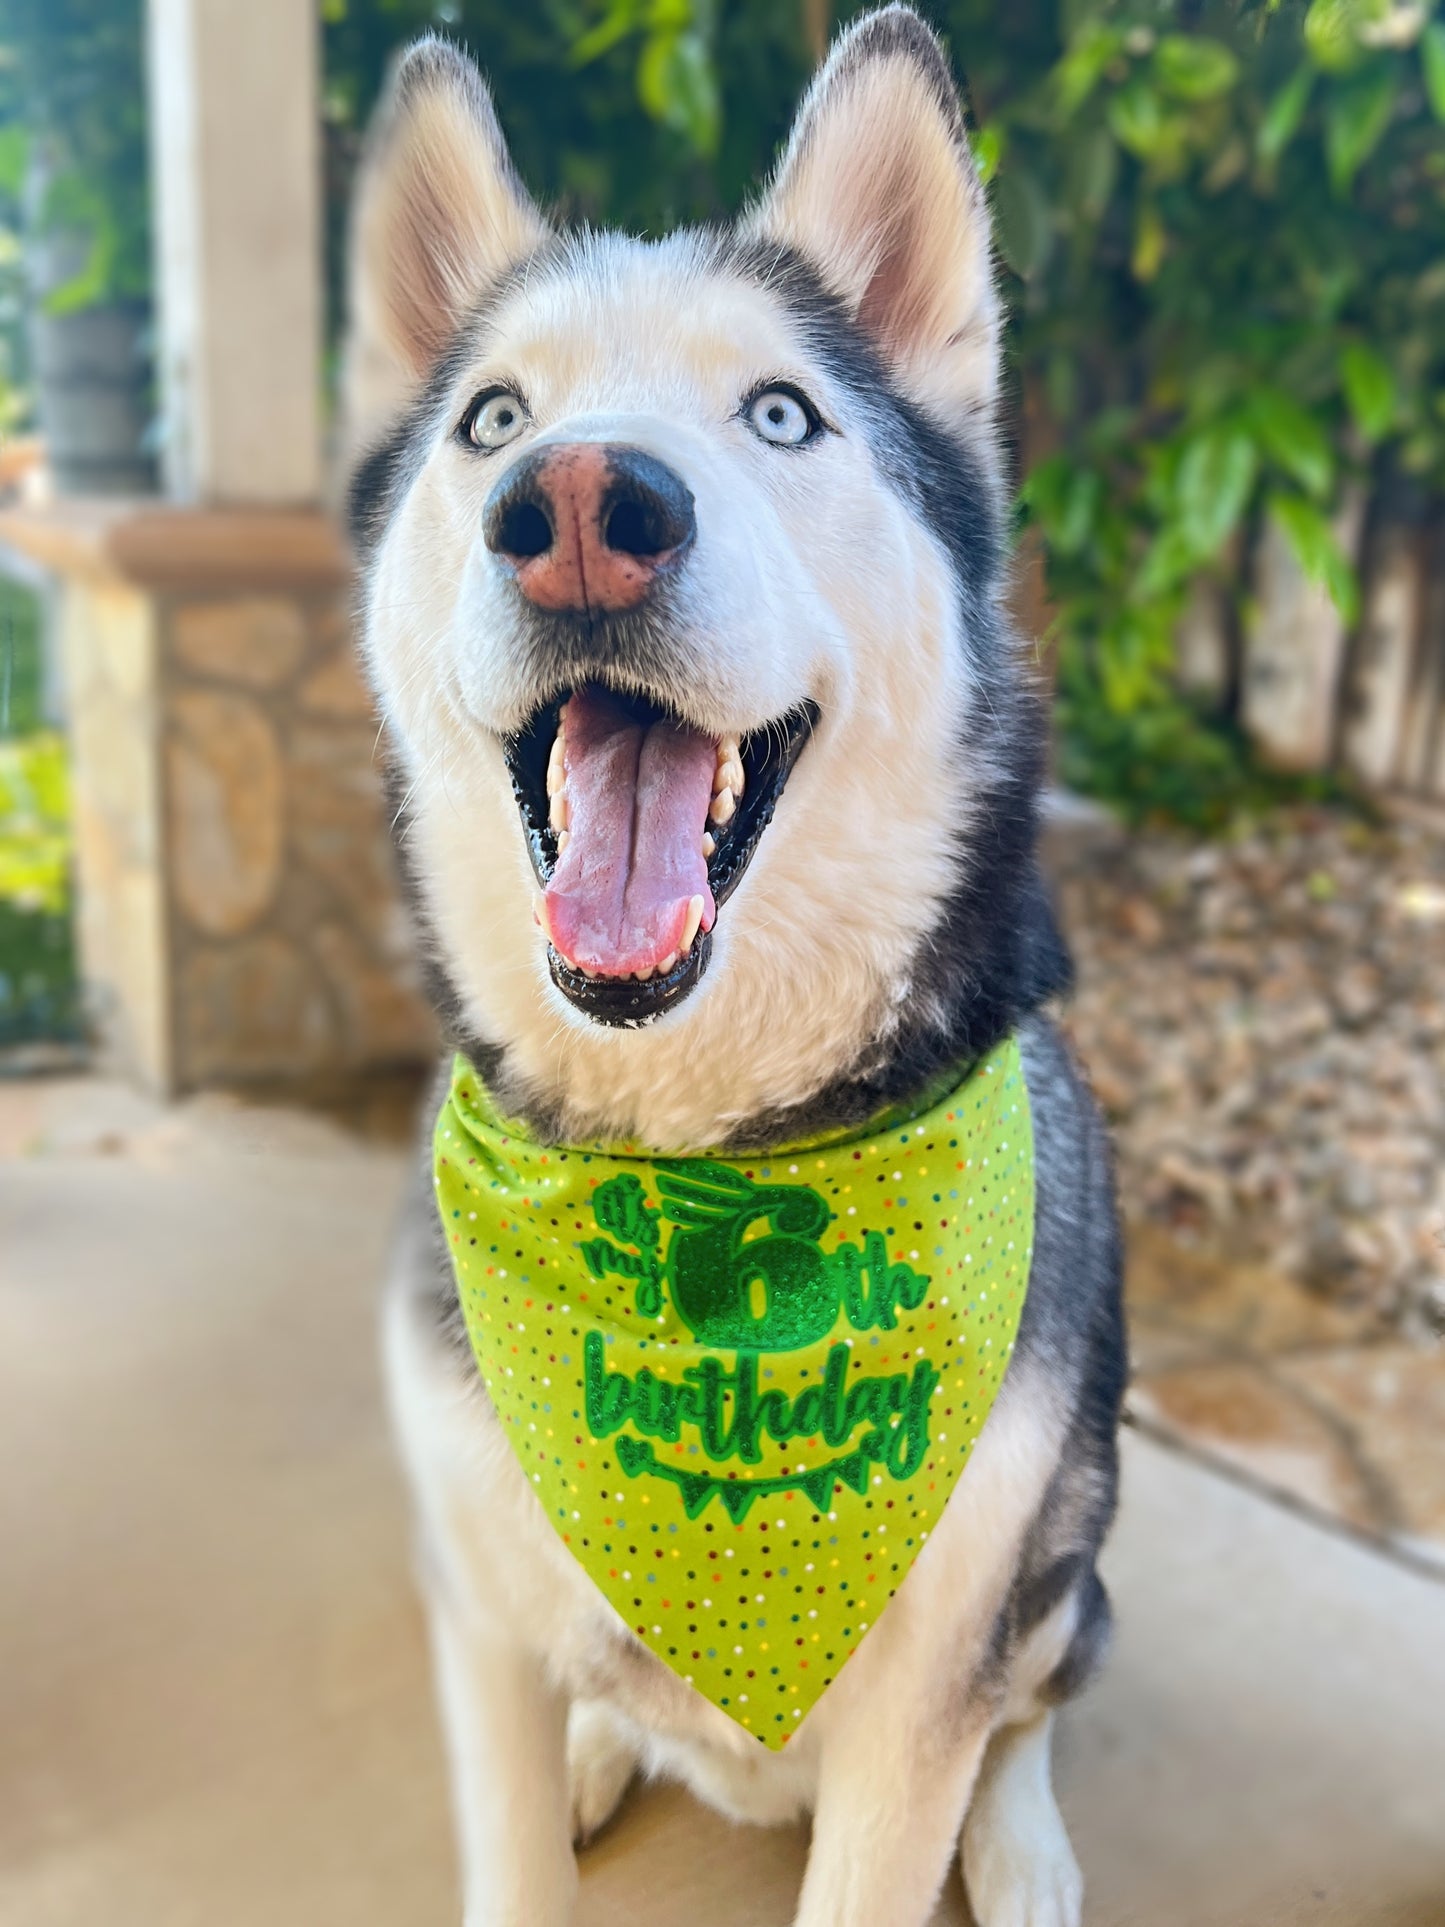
xmin=0 ymin=577 xmax=82 ymax=1049
xmin=0 ymin=0 xmax=151 ymax=316
xmin=0 ymin=729 xmax=82 ymax=1048
xmin=0 ymin=575 xmax=43 ymax=734
xmin=320 ymin=0 xmax=808 ymax=331
xmin=0 ymin=898 xmax=83 ymax=1048
xmin=0 ymin=731 xmax=69 ymax=916
xmin=324 ymin=2 xmax=1442 ymax=824
xmin=981 ymin=0 xmax=1444 ymax=813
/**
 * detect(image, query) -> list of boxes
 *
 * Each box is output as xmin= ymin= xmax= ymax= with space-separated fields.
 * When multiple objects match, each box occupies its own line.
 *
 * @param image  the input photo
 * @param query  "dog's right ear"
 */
xmin=344 ymin=38 xmax=547 ymax=455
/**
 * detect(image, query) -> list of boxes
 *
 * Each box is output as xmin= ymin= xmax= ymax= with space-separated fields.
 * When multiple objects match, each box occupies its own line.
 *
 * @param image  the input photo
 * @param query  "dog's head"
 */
xmin=347 ymin=6 xmax=1064 ymax=1147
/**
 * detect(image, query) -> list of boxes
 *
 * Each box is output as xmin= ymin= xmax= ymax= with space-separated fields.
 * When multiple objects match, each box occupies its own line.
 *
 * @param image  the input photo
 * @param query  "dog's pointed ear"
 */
xmin=748 ymin=6 xmax=997 ymax=422
xmin=344 ymin=37 xmax=548 ymax=453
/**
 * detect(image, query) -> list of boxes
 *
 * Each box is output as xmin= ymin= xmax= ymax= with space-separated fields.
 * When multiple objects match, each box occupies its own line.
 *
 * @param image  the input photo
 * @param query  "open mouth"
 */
xmin=504 ymin=685 xmax=816 ymax=1026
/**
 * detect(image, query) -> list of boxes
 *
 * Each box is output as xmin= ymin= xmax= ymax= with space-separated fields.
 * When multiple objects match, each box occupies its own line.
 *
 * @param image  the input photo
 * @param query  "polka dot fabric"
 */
xmin=434 ymin=1037 xmax=1034 ymax=1750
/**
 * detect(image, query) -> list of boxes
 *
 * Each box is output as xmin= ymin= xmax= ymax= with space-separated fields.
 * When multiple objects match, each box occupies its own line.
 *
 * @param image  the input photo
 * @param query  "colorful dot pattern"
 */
xmin=433 ymin=1038 xmax=1034 ymax=1750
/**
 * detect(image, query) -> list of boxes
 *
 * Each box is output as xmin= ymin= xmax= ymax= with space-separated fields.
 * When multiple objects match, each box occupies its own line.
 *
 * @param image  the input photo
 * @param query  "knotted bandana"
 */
xmin=434 ymin=1038 xmax=1034 ymax=1749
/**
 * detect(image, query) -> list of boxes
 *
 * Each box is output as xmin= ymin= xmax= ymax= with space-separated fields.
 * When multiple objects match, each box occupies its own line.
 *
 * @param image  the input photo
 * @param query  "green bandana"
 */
xmin=434 ymin=1039 xmax=1034 ymax=1750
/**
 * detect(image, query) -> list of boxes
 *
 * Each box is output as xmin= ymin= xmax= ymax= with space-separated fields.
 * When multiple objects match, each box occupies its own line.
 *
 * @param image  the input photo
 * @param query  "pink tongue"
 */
xmin=543 ymin=689 xmax=717 ymax=978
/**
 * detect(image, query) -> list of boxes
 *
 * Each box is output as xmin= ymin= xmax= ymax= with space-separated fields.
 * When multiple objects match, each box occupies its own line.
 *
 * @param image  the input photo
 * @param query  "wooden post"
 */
xmin=1406 ymin=519 xmax=1445 ymax=799
xmin=1342 ymin=514 xmax=1427 ymax=790
xmin=1176 ymin=576 xmax=1233 ymax=706
xmin=1242 ymin=488 xmax=1365 ymax=771
xmin=145 ymin=0 xmax=323 ymax=505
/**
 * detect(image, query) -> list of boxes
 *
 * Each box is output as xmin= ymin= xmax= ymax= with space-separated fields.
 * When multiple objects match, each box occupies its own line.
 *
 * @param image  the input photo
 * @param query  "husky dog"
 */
xmin=345 ymin=9 xmax=1125 ymax=1923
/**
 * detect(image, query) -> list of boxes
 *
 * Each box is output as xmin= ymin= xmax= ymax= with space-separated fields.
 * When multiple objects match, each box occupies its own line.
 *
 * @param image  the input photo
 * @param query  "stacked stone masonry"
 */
xmin=162 ymin=592 xmax=434 ymax=1087
xmin=4 ymin=505 xmax=435 ymax=1092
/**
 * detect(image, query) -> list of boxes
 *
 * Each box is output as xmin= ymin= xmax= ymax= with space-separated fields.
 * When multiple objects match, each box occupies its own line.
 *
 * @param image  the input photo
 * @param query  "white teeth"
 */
xmin=547 ymin=715 xmax=567 ymax=827
xmin=715 ymin=734 xmax=744 ymax=802
xmin=657 ymin=951 xmax=678 ymax=975
xmin=711 ymin=735 xmax=743 ymax=826
xmin=532 ymin=892 xmax=552 ymax=941
xmin=556 ymin=829 xmax=570 ymax=853
xmin=701 ymin=831 xmax=715 ymax=859
xmin=633 ymin=966 xmax=654 ymax=982
xmin=680 ymin=894 xmax=704 ymax=954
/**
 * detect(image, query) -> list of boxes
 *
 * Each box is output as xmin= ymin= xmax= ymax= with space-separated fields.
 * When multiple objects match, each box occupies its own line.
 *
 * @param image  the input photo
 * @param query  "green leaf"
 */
xmin=1132 ymin=200 xmax=1166 ymax=281
xmin=1019 ymin=457 xmax=1105 ymax=556
xmin=1422 ymin=22 xmax=1445 ymax=121
xmin=1097 ymin=608 xmax=1173 ymax=712
xmin=1247 ymin=389 xmax=1335 ymax=497
xmin=1107 ymin=77 xmax=1165 ymax=158
xmin=571 ymin=1 xmax=646 ymax=67
xmin=0 ymin=126 xmax=27 ymax=200
xmin=1324 ymin=68 xmax=1395 ymax=192
xmin=1258 ymin=67 xmax=1313 ymax=162
xmin=993 ymin=160 xmax=1053 ymax=279
xmin=1072 ymin=124 xmax=1119 ymax=220
xmin=1304 ymin=0 xmax=1373 ymax=73
xmin=1054 ymin=469 xmax=1102 ymax=555
xmin=1269 ymin=492 xmax=1360 ymax=621
xmin=637 ymin=29 xmax=719 ymax=157
xmin=1052 ymin=22 xmax=1128 ymax=117
xmin=1154 ymin=35 xmax=1240 ymax=101
xmin=970 ymin=123 xmax=1003 ymax=187
xmin=1135 ymin=526 xmax=1198 ymax=601
xmin=1176 ymin=425 xmax=1259 ymax=554
xmin=1339 ymin=340 xmax=1397 ymax=439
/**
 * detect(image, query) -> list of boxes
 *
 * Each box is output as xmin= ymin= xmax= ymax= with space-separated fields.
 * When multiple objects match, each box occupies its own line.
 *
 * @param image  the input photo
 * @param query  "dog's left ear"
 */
xmin=748 ymin=6 xmax=997 ymax=422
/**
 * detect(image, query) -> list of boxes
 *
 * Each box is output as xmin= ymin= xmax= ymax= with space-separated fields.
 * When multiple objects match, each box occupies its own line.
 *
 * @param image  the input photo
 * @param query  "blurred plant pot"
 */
xmin=29 ymin=300 xmax=156 ymax=498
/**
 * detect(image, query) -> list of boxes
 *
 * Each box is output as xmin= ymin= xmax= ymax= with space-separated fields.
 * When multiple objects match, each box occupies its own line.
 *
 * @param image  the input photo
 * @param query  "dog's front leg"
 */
xmin=794 ymin=1377 xmax=1064 ymax=1927
xmin=793 ymin=1689 xmax=992 ymax=1927
xmin=425 ymin=1586 xmax=577 ymax=1927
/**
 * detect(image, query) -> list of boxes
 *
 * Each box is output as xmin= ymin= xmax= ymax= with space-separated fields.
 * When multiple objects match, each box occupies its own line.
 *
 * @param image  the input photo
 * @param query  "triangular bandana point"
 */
xmin=435 ymin=1040 xmax=1034 ymax=1749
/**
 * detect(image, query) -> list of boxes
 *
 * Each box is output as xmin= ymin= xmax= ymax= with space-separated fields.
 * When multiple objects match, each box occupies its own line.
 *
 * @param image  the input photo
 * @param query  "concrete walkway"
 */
xmin=2 ymin=1082 xmax=1442 ymax=1927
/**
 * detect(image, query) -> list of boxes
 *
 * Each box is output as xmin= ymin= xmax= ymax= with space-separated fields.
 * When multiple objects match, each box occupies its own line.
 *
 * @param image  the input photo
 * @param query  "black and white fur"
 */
xmin=346 ymin=11 xmax=1126 ymax=1923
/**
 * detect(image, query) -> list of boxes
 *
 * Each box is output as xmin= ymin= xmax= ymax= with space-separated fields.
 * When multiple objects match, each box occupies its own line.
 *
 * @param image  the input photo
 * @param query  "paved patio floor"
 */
xmin=2 ymin=1080 xmax=1443 ymax=1927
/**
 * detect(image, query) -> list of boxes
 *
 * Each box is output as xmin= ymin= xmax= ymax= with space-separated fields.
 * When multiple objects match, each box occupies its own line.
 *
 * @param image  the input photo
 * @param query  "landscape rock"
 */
xmin=172 ymin=599 xmax=307 ymax=689
xmin=167 ymin=690 xmax=283 ymax=938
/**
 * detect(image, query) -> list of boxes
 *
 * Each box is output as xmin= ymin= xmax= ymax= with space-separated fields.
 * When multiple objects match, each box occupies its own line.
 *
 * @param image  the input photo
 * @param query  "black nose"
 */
xmin=483 ymin=443 xmax=696 ymax=614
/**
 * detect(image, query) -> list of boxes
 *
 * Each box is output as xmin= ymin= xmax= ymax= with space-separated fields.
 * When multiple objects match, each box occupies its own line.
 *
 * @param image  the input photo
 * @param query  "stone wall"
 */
xmin=162 ymin=589 xmax=433 ymax=1087
xmin=2 ymin=504 xmax=435 ymax=1092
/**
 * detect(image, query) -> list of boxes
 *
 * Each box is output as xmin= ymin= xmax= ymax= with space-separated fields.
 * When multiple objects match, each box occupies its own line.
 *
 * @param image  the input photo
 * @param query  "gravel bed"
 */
xmin=1054 ymin=804 xmax=1445 ymax=1341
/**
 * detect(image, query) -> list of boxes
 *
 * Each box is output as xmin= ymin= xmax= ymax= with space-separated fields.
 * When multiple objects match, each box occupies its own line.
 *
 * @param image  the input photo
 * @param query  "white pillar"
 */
xmin=146 ymin=0 xmax=323 ymax=505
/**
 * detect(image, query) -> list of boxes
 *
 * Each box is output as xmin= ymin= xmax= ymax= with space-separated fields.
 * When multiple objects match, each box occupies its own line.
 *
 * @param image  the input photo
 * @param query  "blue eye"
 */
xmin=467 ymin=390 xmax=528 ymax=450
xmin=746 ymin=387 xmax=818 ymax=447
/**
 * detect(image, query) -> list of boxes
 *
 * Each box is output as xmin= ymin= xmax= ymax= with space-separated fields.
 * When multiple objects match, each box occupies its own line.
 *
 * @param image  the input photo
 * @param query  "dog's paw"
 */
xmin=567 ymin=1699 xmax=638 ymax=1848
xmin=962 ymin=1806 xmax=1083 ymax=1927
xmin=962 ymin=1724 xmax=1082 ymax=1927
